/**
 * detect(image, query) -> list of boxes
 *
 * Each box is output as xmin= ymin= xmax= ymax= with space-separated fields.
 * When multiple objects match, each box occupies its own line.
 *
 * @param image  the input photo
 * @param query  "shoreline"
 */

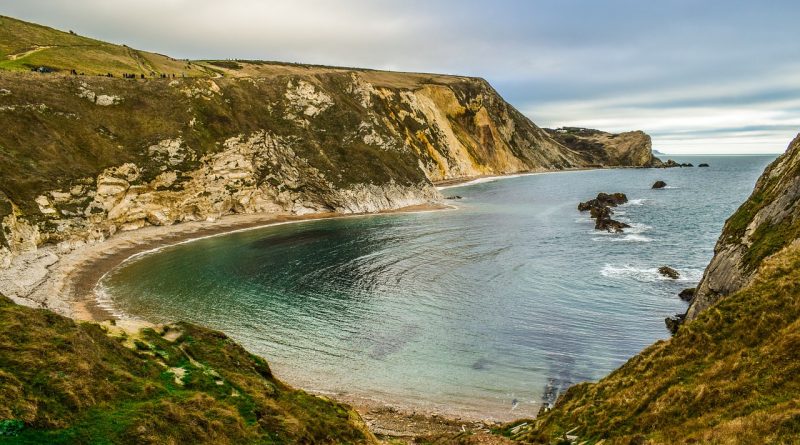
xmin=434 ymin=167 xmax=597 ymax=190
xmin=60 ymin=204 xmax=451 ymax=322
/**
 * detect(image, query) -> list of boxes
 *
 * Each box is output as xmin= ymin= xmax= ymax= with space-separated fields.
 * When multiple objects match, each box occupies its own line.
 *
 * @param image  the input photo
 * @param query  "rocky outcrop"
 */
xmin=578 ymin=192 xmax=630 ymax=233
xmin=545 ymin=127 xmax=661 ymax=167
xmin=686 ymin=133 xmax=800 ymax=320
xmin=658 ymin=266 xmax=680 ymax=279
xmin=678 ymin=287 xmax=695 ymax=302
xmin=652 ymin=180 xmax=667 ymax=189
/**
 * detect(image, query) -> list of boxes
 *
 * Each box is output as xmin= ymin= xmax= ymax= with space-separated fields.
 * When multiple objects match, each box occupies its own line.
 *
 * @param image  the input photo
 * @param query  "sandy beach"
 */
xmin=50 ymin=205 xmax=447 ymax=322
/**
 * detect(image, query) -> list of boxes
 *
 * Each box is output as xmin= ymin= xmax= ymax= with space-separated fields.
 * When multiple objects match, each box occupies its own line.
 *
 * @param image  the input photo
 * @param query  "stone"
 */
xmin=652 ymin=180 xmax=667 ymax=189
xmin=698 ymin=163 xmax=710 ymax=167
xmin=659 ymin=266 xmax=680 ymax=279
xmin=678 ymin=287 xmax=696 ymax=302
xmin=665 ymin=313 xmax=685 ymax=334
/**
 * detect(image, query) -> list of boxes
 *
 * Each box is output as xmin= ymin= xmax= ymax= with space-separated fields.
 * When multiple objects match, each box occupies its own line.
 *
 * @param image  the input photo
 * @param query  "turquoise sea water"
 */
xmin=101 ymin=155 xmax=776 ymax=420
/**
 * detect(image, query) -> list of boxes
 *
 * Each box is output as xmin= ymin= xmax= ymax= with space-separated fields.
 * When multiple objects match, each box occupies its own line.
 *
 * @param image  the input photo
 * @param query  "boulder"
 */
xmin=660 ymin=159 xmax=680 ymax=168
xmin=658 ymin=266 xmax=680 ymax=279
xmin=445 ymin=195 xmax=462 ymax=200
xmin=678 ymin=287 xmax=696 ymax=302
xmin=698 ymin=163 xmax=709 ymax=167
xmin=578 ymin=192 xmax=628 ymax=211
xmin=665 ymin=313 xmax=686 ymax=335
xmin=681 ymin=163 xmax=694 ymax=167
xmin=652 ymin=180 xmax=667 ymax=189
xmin=596 ymin=216 xmax=630 ymax=233
xmin=579 ymin=192 xmax=630 ymax=233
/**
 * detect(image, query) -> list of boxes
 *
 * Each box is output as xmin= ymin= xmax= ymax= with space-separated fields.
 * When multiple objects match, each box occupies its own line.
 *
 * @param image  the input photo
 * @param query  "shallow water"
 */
xmin=102 ymin=155 xmax=776 ymax=420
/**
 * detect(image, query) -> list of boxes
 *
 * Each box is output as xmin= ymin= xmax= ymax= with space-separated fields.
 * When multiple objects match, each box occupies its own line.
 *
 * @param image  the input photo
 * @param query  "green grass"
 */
xmin=0 ymin=295 xmax=375 ymax=444
xmin=0 ymin=15 xmax=209 ymax=76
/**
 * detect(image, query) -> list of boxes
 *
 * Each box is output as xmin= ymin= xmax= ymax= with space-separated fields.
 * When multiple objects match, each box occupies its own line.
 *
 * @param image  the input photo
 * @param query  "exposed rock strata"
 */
xmin=687 ymin=134 xmax=800 ymax=320
xmin=545 ymin=127 xmax=661 ymax=167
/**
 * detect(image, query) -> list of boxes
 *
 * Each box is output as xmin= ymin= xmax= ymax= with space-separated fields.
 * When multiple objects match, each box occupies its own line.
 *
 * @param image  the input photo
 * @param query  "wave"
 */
xmin=622 ymin=198 xmax=648 ymax=206
xmin=600 ymin=264 xmax=704 ymax=282
xmin=592 ymin=234 xmax=652 ymax=243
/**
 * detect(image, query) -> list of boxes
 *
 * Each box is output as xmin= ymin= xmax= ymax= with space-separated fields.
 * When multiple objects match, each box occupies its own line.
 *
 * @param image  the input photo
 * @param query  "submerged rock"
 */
xmin=698 ymin=163 xmax=710 ymax=167
xmin=678 ymin=287 xmax=696 ymax=302
xmin=652 ymin=180 xmax=667 ymax=189
xmin=659 ymin=266 xmax=680 ymax=279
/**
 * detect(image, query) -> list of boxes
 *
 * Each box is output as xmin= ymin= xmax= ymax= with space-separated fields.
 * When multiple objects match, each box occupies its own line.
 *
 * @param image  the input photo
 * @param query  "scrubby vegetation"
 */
xmin=0 ymin=295 xmax=374 ymax=444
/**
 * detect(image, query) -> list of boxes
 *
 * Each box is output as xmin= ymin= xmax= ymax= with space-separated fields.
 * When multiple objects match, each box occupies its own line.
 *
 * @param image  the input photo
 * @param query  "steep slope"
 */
xmin=544 ymin=127 xmax=661 ymax=167
xmin=0 ymin=293 xmax=376 ymax=444
xmin=501 ymin=134 xmax=800 ymax=444
xmin=687 ymin=134 xmax=800 ymax=319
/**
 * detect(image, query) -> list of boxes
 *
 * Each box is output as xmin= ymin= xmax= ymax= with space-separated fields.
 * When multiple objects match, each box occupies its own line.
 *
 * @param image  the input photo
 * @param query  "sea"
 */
xmin=99 ymin=155 xmax=777 ymax=420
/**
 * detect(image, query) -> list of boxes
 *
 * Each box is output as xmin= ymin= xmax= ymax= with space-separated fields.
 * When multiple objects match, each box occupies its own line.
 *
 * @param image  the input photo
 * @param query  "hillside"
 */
xmin=501 ymin=135 xmax=800 ymax=444
xmin=544 ymin=127 xmax=661 ymax=167
xmin=0 ymin=16 xmax=211 ymax=77
xmin=0 ymin=293 xmax=375 ymax=444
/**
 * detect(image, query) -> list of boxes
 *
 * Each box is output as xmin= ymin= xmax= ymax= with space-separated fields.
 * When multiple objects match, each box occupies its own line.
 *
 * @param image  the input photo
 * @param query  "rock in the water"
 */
xmin=445 ymin=195 xmax=462 ymax=200
xmin=660 ymin=159 xmax=680 ymax=168
xmin=665 ymin=313 xmax=685 ymax=334
xmin=578 ymin=192 xmax=628 ymax=211
xmin=682 ymin=163 xmax=694 ymax=167
xmin=698 ymin=163 xmax=710 ymax=167
xmin=578 ymin=192 xmax=630 ymax=233
xmin=652 ymin=180 xmax=667 ymax=189
xmin=658 ymin=266 xmax=680 ymax=279
xmin=596 ymin=216 xmax=630 ymax=233
xmin=678 ymin=287 xmax=696 ymax=302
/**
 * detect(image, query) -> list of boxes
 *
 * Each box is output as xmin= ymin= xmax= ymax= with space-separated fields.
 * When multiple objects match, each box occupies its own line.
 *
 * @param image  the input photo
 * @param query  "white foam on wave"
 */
xmin=93 ymin=282 xmax=135 ymax=320
xmin=600 ymin=264 xmax=703 ymax=282
xmin=593 ymin=234 xmax=652 ymax=243
xmin=622 ymin=198 xmax=648 ymax=206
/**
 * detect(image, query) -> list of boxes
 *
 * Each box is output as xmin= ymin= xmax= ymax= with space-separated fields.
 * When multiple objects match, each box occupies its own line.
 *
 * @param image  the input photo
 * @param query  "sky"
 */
xmin=4 ymin=0 xmax=799 ymax=154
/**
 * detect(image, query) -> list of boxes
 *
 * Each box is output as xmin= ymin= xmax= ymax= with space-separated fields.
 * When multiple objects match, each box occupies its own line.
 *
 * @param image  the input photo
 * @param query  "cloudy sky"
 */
xmin=6 ymin=1 xmax=799 ymax=153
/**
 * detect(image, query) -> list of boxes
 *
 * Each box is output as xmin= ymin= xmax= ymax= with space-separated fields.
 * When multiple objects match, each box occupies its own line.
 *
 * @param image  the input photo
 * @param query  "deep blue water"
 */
xmin=101 ymin=155 xmax=776 ymax=420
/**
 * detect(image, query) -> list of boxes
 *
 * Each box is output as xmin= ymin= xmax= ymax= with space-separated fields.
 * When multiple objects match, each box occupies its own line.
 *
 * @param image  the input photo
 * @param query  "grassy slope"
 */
xmin=0 ymin=15 xmax=211 ymax=76
xmin=502 ymin=242 xmax=800 ymax=444
xmin=0 ymin=294 xmax=374 ymax=444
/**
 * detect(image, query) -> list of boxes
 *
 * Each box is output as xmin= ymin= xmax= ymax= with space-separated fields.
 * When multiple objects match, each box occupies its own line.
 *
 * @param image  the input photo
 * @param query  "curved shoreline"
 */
xmin=63 ymin=204 xmax=452 ymax=322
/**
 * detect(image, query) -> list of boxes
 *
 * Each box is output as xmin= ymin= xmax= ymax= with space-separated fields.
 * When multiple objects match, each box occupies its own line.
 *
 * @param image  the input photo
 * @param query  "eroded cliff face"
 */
xmin=544 ymin=127 xmax=661 ymax=167
xmin=686 ymin=133 xmax=800 ymax=320
xmin=0 ymin=68 xmax=603 ymax=307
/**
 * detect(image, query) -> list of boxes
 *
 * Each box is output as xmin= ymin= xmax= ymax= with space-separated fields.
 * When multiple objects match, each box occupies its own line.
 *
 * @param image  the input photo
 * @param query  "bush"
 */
xmin=0 ymin=419 xmax=24 ymax=436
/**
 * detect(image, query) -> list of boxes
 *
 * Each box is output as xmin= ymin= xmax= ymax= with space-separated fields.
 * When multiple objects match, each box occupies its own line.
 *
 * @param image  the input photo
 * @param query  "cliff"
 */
xmin=686 ymin=134 xmax=800 ymax=319
xmin=501 ymin=134 xmax=800 ymax=444
xmin=0 ymin=15 xmax=654 ymax=311
xmin=544 ymin=127 xmax=661 ymax=167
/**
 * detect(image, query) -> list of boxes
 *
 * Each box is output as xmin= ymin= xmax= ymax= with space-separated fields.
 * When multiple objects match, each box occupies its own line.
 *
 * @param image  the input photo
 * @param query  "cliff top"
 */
xmin=0 ymin=15 xmax=472 ymax=88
